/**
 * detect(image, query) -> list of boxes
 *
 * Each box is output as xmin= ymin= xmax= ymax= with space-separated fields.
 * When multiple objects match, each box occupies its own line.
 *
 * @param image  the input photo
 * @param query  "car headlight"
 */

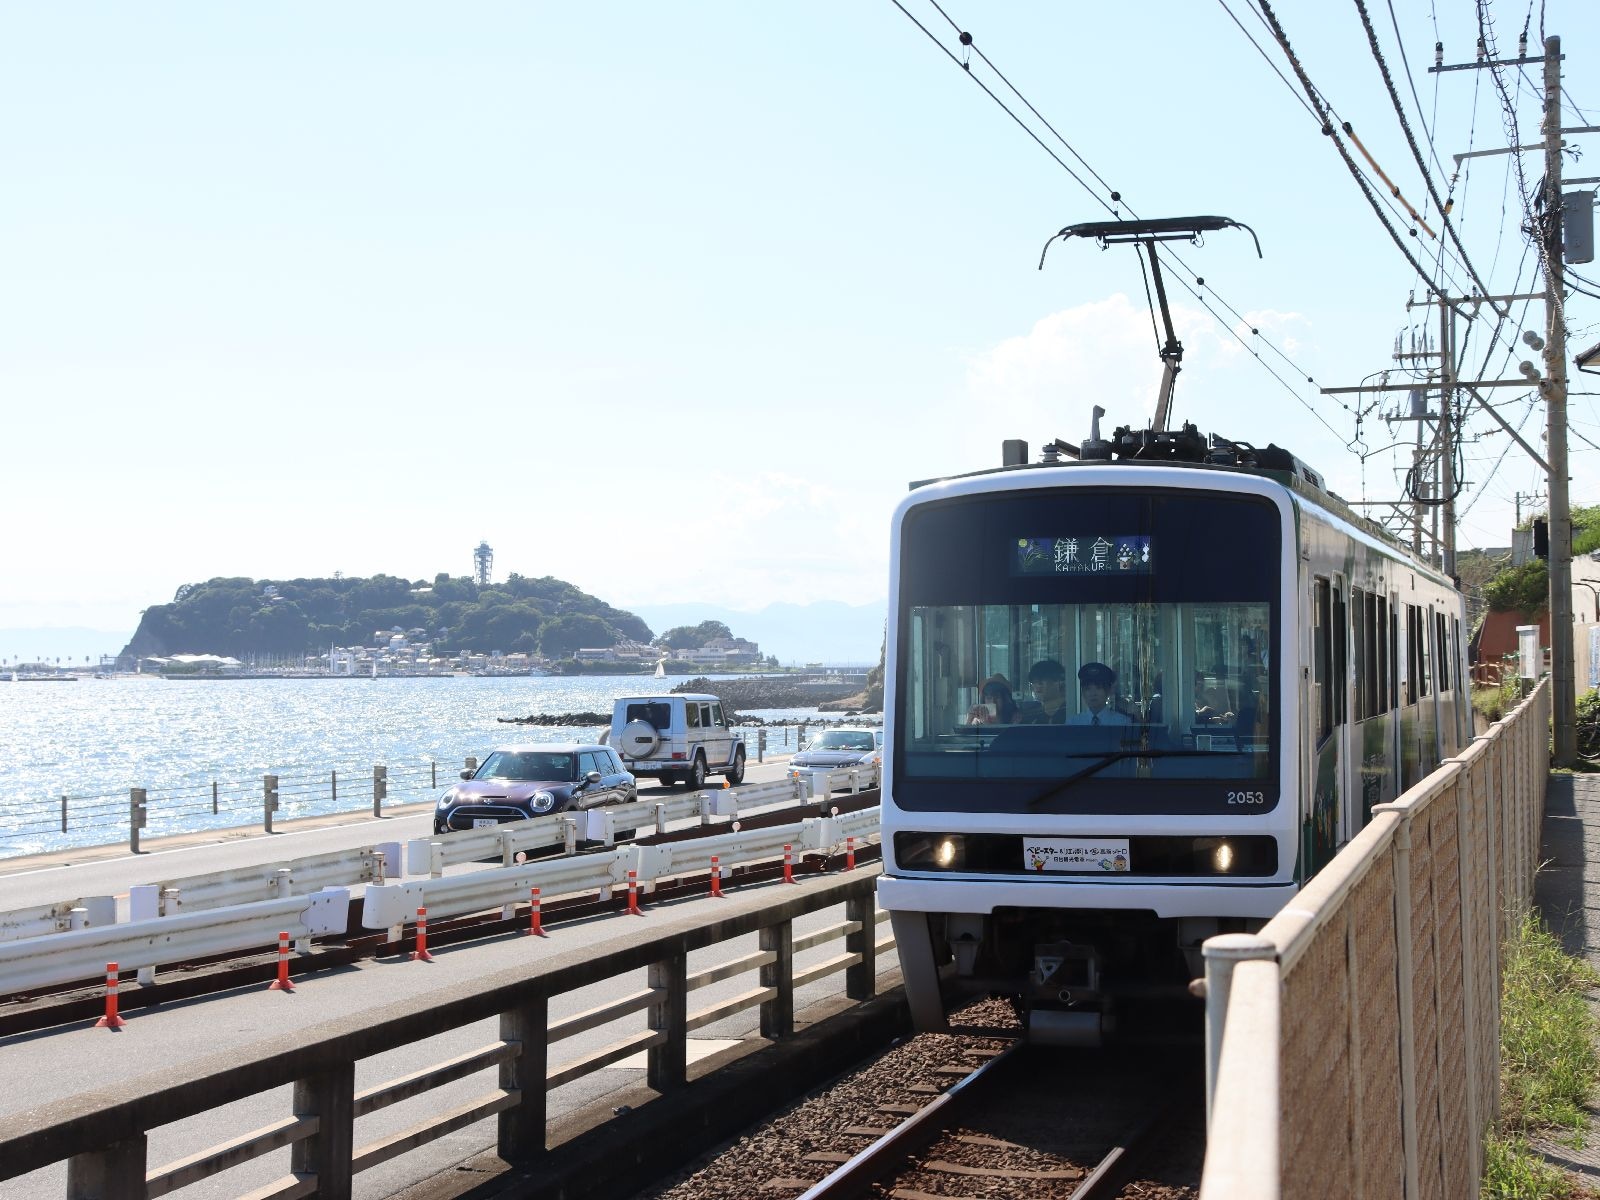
xmin=436 ymin=791 xmax=457 ymax=808
xmin=530 ymin=790 xmax=556 ymax=813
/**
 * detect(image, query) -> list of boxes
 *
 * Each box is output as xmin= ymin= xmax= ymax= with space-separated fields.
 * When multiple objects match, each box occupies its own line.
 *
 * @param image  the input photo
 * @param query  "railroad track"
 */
xmin=639 ymin=998 xmax=1205 ymax=1200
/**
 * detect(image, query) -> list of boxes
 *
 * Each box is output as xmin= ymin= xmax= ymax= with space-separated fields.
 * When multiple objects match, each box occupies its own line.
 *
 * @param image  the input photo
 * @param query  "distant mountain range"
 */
xmin=627 ymin=601 xmax=885 ymax=665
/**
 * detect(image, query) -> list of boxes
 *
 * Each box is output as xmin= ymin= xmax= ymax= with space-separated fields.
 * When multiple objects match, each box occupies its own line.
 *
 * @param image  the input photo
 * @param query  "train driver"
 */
xmin=1067 ymin=661 xmax=1132 ymax=726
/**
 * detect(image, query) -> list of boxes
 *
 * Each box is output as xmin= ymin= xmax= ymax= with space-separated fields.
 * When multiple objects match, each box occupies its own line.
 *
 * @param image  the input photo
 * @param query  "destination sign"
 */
xmin=1013 ymin=535 xmax=1153 ymax=576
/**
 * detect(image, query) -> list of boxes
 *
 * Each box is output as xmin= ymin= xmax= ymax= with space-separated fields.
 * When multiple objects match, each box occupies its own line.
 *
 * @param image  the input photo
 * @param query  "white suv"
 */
xmin=609 ymin=693 xmax=747 ymax=789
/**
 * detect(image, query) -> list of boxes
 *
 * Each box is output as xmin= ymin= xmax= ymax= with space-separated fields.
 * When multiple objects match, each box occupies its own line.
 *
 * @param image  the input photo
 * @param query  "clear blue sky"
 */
xmin=3 ymin=2 xmax=1597 ymax=653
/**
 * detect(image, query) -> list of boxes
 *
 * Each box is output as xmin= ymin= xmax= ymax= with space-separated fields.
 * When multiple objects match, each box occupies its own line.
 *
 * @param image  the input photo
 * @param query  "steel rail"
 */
xmin=794 ymin=1039 xmax=1021 ymax=1200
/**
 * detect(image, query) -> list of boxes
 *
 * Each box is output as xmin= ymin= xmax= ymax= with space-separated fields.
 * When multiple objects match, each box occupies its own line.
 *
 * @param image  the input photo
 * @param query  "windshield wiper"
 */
xmin=1025 ymin=748 xmax=1238 ymax=809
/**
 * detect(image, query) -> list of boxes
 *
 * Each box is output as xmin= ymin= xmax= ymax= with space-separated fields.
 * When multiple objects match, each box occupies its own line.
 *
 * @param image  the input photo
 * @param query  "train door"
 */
xmin=1305 ymin=576 xmax=1345 ymax=875
xmin=1398 ymin=596 xmax=1421 ymax=791
xmin=1417 ymin=605 xmax=1440 ymax=776
xmin=1352 ymin=586 xmax=1398 ymax=822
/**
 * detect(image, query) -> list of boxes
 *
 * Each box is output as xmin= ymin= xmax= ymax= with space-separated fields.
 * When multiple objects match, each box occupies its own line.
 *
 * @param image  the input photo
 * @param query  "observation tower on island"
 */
xmin=473 ymin=541 xmax=493 ymax=588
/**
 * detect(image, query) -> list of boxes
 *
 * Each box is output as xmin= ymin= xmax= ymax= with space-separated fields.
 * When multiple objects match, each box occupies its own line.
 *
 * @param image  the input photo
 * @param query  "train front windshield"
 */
xmin=894 ymin=486 xmax=1281 ymax=815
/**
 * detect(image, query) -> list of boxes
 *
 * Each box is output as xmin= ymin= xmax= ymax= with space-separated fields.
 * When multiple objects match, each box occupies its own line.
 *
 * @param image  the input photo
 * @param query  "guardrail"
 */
xmin=128 ymin=843 xmax=400 ymax=918
xmin=0 ymin=803 xmax=882 ymax=992
xmin=0 ymin=726 xmax=839 ymax=861
xmin=1199 ymin=678 xmax=1551 ymax=1198
xmin=0 ymin=760 xmax=455 ymax=858
xmin=0 ymin=888 xmax=351 ymax=994
xmin=0 ymin=895 xmax=118 ymax=943
xmin=0 ymin=871 xmax=892 ymax=1200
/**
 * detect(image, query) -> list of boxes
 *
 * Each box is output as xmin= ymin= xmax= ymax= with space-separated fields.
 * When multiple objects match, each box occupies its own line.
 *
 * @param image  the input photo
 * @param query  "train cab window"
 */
xmin=893 ymin=488 xmax=1281 ymax=815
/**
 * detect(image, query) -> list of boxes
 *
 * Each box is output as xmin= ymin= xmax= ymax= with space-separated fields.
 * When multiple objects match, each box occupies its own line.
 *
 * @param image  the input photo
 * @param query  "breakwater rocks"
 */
xmin=495 ymin=677 xmax=877 ymax=727
xmin=670 ymin=676 xmax=862 ymax=711
xmin=497 ymin=711 xmax=612 ymax=726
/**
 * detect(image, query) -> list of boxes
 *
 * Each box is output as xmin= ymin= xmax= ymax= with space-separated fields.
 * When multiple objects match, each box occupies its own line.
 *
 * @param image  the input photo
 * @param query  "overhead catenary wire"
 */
xmin=889 ymin=0 xmax=1356 ymax=441
xmin=1253 ymin=0 xmax=1460 ymax=306
xmin=1352 ymin=0 xmax=1508 ymax=315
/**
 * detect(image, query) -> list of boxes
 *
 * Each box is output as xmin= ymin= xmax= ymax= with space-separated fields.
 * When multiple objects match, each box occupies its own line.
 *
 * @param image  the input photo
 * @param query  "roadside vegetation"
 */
xmin=1482 ymin=912 xmax=1600 ymax=1198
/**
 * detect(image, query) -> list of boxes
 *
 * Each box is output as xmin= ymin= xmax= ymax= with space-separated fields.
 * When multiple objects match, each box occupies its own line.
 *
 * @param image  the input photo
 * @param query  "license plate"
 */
xmin=1024 ymin=837 xmax=1130 ymax=873
xmin=472 ymin=818 xmax=498 ymax=829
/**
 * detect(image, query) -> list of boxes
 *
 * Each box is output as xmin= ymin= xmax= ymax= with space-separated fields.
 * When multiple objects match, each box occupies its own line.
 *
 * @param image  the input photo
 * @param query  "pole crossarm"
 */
xmin=1321 ymin=379 xmax=1538 ymax=394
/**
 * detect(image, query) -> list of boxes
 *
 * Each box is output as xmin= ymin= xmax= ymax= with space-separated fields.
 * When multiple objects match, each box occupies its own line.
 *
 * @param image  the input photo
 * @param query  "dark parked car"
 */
xmin=433 ymin=743 xmax=636 ymax=834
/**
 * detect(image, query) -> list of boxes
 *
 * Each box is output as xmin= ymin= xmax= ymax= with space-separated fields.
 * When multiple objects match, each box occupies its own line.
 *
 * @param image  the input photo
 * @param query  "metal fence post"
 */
xmin=67 ymin=1132 xmax=148 ymax=1200
xmin=373 ymin=765 xmax=387 ymax=817
xmin=263 ymin=775 xmax=279 ymax=834
xmin=291 ymin=1063 xmax=355 ymax=1200
xmin=60 ymin=795 xmax=67 ymax=833
xmin=759 ymin=920 xmax=794 ymax=1040
xmin=128 ymin=788 xmax=146 ymax=854
xmin=758 ymin=729 xmax=766 ymax=763
xmin=331 ymin=769 xmax=338 ymax=807
xmin=211 ymin=781 xmax=218 ymax=815
xmin=647 ymin=953 xmax=688 ymax=1091
xmin=499 ymin=997 xmax=550 ymax=1162
xmin=431 ymin=760 xmax=437 ymax=789
xmin=845 ymin=891 xmax=877 ymax=1000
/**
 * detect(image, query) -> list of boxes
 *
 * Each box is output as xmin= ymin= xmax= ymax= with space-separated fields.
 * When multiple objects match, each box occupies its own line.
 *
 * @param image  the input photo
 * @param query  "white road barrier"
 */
xmin=0 ymin=896 xmax=118 ymax=944
xmin=130 ymin=844 xmax=398 ymax=918
xmin=406 ymin=815 xmax=574 ymax=877
xmin=361 ymin=849 xmax=634 ymax=935
xmin=0 ymin=888 xmax=350 ymax=994
xmin=793 ymin=766 xmax=878 ymax=797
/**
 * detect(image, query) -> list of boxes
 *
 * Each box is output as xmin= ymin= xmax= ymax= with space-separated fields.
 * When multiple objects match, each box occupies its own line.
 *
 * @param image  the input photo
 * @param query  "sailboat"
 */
xmin=654 ymin=659 xmax=666 ymax=679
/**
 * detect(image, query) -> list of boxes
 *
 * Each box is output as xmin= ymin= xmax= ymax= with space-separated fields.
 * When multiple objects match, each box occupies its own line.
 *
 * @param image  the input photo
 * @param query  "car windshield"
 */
xmin=893 ymin=486 xmax=1281 ymax=814
xmin=811 ymin=731 xmax=878 ymax=751
xmin=477 ymin=751 xmax=576 ymax=782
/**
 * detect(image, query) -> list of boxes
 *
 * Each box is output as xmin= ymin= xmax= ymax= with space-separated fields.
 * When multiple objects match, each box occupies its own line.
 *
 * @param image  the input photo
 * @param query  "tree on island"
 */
xmin=120 ymin=571 xmax=654 ymax=661
xmin=657 ymin=621 xmax=733 ymax=651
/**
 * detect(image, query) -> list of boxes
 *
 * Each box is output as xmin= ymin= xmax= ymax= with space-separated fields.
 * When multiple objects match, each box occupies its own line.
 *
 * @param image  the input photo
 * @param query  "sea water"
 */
xmin=0 ymin=675 xmax=827 ymax=858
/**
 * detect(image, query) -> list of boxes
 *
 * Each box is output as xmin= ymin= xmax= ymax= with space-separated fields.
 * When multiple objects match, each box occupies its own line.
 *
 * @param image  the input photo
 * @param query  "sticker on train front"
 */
xmin=1024 ymin=838 xmax=1131 ymax=873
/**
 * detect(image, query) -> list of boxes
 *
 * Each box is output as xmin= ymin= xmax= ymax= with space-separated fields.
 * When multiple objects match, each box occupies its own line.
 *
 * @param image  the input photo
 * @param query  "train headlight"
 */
xmin=893 ymin=833 xmax=966 ymax=870
xmin=1212 ymin=841 xmax=1235 ymax=874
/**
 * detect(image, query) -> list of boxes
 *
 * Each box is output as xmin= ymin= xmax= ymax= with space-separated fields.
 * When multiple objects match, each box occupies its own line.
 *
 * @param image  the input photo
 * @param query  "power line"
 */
xmin=885 ymin=0 xmax=1356 ymax=441
xmin=1352 ymin=0 xmax=1506 ymax=313
xmin=1253 ymin=0 xmax=1458 ymax=302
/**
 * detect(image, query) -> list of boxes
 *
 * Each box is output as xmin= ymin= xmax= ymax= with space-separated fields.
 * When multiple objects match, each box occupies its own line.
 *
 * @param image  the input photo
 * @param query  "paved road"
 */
xmin=0 ymin=754 xmax=896 ymax=1200
xmin=0 ymin=755 xmax=803 ymax=914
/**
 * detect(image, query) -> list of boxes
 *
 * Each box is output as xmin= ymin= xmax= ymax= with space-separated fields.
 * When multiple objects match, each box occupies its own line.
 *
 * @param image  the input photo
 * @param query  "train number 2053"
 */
xmin=1226 ymin=790 xmax=1267 ymax=805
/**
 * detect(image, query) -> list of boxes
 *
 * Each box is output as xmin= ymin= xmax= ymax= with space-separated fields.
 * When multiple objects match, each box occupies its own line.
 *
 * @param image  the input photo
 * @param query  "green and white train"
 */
xmin=879 ymin=422 xmax=1470 ymax=1044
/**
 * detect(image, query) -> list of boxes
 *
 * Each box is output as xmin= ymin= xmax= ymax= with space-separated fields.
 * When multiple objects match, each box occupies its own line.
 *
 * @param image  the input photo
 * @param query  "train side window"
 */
xmin=1387 ymin=598 xmax=1397 ymax=708
xmin=1352 ymin=587 xmax=1368 ymax=721
xmin=1435 ymin=612 xmax=1450 ymax=691
xmin=1314 ymin=577 xmax=1331 ymax=742
xmin=1420 ymin=611 xmax=1433 ymax=694
xmin=1452 ymin=617 xmax=1462 ymax=695
xmin=1366 ymin=591 xmax=1382 ymax=717
xmin=1333 ymin=585 xmax=1348 ymax=725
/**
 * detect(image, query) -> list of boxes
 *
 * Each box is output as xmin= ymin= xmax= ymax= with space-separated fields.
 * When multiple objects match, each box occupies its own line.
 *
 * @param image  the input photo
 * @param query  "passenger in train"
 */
xmin=1020 ymin=658 xmax=1071 ymax=723
xmin=1066 ymin=662 xmax=1132 ymax=726
xmin=965 ymin=674 xmax=1021 ymax=724
xmin=1192 ymin=673 xmax=1231 ymax=726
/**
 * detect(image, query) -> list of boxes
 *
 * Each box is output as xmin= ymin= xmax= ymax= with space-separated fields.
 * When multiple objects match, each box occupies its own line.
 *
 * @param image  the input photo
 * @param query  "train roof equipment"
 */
xmin=1038 ymin=214 xmax=1261 ymax=433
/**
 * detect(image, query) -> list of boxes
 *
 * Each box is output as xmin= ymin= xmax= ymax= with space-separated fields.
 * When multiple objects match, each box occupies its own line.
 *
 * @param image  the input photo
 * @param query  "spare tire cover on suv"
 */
xmin=621 ymin=718 xmax=662 ymax=759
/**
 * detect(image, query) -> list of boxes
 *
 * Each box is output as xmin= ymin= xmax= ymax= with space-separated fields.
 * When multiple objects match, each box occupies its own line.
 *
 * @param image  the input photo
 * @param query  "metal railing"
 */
xmin=0 ymin=871 xmax=892 ymax=1199
xmin=0 ymin=724 xmax=863 ymax=860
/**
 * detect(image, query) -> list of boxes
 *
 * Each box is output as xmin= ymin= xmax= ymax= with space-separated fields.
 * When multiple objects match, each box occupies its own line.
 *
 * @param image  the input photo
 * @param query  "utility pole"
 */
xmin=1439 ymin=301 xmax=1457 ymax=580
xmin=1542 ymin=35 xmax=1577 ymax=765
